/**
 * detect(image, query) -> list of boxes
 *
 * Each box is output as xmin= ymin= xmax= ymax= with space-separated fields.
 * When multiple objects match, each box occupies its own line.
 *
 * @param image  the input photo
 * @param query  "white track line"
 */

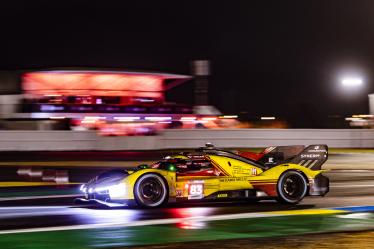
xmin=0 ymin=194 xmax=82 ymax=202
xmin=0 ymin=206 xmax=71 ymax=210
xmin=0 ymin=205 xmax=371 ymax=235
xmin=0 ymin=212 xmax=288 ymax=235
xmin=331 ymin=184 xmax=374 ymax=188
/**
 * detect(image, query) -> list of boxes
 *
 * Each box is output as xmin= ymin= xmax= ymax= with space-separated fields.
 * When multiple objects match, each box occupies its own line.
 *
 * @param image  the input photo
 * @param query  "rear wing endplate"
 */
xmin=290 ymin=144 xmax=328 ymax=170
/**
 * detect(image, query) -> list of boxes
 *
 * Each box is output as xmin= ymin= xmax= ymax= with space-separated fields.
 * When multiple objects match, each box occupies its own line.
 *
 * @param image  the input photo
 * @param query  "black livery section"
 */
xmin=291 ymin=145 xmax=328 ymax=170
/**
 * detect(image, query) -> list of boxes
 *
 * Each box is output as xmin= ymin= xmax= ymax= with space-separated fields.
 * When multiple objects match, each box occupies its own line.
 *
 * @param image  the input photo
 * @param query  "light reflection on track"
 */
xmin=0 ymin=193 xmax=374 ymax=233
xmin=0 ymin=153 xmax=374 ymax=235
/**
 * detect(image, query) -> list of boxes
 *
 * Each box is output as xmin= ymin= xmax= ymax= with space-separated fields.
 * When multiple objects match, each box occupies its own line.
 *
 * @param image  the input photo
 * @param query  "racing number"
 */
xmin=189 ymin=184 xmax=203 ymax=195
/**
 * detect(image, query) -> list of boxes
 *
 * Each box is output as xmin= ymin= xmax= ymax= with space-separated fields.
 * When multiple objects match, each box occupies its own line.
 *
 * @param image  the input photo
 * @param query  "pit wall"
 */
xmin=0 ymin=129 xmax=373 ymax=151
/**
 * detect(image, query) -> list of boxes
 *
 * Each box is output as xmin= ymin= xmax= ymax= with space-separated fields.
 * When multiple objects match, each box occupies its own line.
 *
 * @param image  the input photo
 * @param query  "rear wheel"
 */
xmin=277 ymin=171 xmax=307 ymax=204
xmin=134 ymin=174 xmax=168 ymax=208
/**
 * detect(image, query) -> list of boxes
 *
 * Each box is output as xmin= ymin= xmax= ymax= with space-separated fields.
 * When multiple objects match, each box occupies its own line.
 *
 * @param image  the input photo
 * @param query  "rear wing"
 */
xmin=290 ymin=144 xmax=328 ymax=170
xmin=257 ymin=145 xmax=305 ymax=167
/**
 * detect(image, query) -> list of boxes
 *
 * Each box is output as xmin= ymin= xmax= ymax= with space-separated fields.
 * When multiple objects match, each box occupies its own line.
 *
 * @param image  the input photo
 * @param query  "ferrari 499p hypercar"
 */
xmin=77 ymin=144 xmax=329 ymax=208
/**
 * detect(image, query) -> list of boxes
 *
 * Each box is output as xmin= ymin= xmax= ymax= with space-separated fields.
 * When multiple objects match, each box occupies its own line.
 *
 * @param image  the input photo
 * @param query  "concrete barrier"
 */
xmin=161 ymin=129 xmax=374 ymax=149
xmin=0 ymin=131 xmax=98 ymax=151
xmin=0 ymin=129 xmax=373 ymax=151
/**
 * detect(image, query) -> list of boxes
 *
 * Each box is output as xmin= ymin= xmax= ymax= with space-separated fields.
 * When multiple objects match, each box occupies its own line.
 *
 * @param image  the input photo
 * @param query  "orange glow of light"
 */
xmin=81 ymin=120 xmax=96 ymax=124
xmin=219 ymin=115 xmax=238 ymax=119
xmin=201 ymin=117 xmax=217 ymax=121
xmin=49 ymin=116 xmax=65 ymax=119
xmin=23 ymin=72 xmax=164 ymax=97
xmin=177 ymin=220 xmax=206 ymax=230
xmin=180 ymin=116 xmax=197 ymax=121
xmin=84 ymin=116 xmax=106 ymax=120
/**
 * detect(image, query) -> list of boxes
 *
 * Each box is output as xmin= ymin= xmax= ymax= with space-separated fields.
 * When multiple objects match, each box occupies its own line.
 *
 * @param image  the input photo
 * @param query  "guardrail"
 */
xmin=0 ymin=129 xmax=373 ymax=151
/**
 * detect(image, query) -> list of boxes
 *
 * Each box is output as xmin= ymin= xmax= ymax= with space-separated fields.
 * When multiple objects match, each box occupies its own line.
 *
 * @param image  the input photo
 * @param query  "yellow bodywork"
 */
xmin=175 ymin=155 xmax=323 ymax=199
xmin=110 ymin=168 xmax=177 ymax=201
xmin=112 ymin=153 xmax=324 ymax=202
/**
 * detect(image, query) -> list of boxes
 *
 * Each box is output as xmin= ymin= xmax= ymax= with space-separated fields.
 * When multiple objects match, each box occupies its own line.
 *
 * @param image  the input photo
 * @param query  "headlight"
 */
xmin=94 ymin=183 xmax=127 ymax=199
xmin=108 ymin=183 xmax=126 ymax=198
xmin=79 ymin=184 xmax=87 ymax=193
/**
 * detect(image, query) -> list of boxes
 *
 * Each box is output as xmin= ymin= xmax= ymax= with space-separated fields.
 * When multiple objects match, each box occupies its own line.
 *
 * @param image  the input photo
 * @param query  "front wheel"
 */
xmin=277 ymin=171 xmax=307 ymax=204
xmin=134 ymin=174 xmax=168 ymax=208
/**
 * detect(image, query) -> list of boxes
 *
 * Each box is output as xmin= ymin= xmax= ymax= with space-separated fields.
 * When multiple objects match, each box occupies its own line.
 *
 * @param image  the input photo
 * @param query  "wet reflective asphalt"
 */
xmin=0 ymin=152 xmax=373 ymax=232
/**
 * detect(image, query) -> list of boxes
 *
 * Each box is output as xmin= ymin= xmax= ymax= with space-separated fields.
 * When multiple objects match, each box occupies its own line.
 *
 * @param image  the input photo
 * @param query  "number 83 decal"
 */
xmin=189 ymin=184 xmax=203 ymax=195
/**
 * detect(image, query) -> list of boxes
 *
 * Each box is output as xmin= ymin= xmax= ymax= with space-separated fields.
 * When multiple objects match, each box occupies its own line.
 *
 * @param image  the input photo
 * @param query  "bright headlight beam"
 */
xmin=79 ymin=184 xmax=87 ymax=193
xmin=341 ymin=78 xmax=363 ymax=86
xmin=108 ymin=183 xmax=126 ymax=198
xmin=85 ymin=182 xmax=126 ymax=198
xmin=261 ymin=116 xmax=275 ymax=120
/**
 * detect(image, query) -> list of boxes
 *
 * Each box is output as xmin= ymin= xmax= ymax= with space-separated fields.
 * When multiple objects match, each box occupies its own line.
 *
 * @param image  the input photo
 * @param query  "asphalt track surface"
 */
xmin=0 ymin=151 xmax=373 ymax=248
xmin=0 ymin=171 xmax=373 ymax=231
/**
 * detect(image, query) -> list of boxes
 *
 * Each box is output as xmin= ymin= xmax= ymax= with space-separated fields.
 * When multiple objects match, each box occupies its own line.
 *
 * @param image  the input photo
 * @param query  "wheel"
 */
xmin=134 ymin=174 xmax=168 ymax=208
xmin=277 ymin=171 xmax=307 ymax=204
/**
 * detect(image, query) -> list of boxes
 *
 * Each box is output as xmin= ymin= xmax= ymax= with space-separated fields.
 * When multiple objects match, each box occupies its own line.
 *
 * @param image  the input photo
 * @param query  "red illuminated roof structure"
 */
xmin=22 ymin=70 xmax=192 ymax=99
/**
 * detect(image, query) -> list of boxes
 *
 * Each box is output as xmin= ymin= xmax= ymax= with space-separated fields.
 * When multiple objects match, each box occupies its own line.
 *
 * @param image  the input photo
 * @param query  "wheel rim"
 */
xmin=138 ymin=177 xmax=165 ymax=206
xmin=281 ymin=174 xmax=305 ymax=201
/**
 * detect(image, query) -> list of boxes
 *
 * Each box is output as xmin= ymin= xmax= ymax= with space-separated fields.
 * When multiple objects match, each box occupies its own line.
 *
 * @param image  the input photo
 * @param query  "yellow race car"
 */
xmin=77 ymin=144 xmax=329 ymax=207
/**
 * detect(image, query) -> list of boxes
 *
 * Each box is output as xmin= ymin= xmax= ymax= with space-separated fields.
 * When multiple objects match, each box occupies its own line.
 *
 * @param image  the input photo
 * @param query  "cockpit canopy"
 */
xmin=151 ymin=157 xmax=222 ymax=176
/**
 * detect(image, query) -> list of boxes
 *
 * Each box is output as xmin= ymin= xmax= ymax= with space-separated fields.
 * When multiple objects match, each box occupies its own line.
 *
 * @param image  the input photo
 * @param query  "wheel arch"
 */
xmin=281 ymin=169 xmax=309 ymax=185
xmin=279 ymin=169 xmax=310 ymax=190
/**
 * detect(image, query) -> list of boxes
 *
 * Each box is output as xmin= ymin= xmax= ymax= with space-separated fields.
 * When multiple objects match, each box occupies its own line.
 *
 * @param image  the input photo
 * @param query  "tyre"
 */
xmin=134 ymin=174 xmax=168 ymax=208
xmin=277 ymin=171 xmax=307 ymax=204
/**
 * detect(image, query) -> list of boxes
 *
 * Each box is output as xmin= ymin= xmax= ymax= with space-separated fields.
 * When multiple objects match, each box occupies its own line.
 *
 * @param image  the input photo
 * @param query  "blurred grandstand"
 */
xmin=0 ymin=69 xmax=243 ymax=135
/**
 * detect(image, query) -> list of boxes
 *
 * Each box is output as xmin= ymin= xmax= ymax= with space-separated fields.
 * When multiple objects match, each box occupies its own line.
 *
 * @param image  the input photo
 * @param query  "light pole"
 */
xmin=338 ymin=75 xmax=366 ymax=117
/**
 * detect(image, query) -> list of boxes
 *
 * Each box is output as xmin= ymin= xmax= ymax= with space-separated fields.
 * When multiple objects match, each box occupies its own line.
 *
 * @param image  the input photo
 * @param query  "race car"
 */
xmin=77 ymin=143 xmax=329 ymax=207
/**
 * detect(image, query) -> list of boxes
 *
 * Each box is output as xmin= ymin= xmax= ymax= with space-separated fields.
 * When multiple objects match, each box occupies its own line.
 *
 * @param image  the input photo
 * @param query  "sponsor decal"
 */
xmin=187 ymin=155 xmax=205 ymax=159
xmin=217 ymin=193 xmax=228 ymax=198
xmin=251 ymin=168 xmax=257 ymax=176
xmin=233 ymin=165 xmax=256 ymax=176
xmin=176 ymin=189 xmax=183 ymax=197
xmin=307 ymin=146 xmax=327 ymax=153
xmin=219 ymin=177 xmax=249 ymax=182
xmin=301 ymin=154 xmax=320 ymax=159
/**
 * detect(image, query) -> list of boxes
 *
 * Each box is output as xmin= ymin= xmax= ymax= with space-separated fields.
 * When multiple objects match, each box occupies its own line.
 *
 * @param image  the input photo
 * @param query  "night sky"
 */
xmin=1 ymin=1 xmax=374 ymax=127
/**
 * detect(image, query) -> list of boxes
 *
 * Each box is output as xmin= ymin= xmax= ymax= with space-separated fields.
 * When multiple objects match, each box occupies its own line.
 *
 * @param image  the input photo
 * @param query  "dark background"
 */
xmin=1 ymin=1 xmax=374 ymax=127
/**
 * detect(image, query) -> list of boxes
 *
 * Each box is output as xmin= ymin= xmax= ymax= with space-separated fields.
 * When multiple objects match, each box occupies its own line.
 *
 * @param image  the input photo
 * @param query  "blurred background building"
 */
xmin=0 ymin=66 xmax=241 ymax=135
xmin=2 ymin=64 xmax=373 ymax=133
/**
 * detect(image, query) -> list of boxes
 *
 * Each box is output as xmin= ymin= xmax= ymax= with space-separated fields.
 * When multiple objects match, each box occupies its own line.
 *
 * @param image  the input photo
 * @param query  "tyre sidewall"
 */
xmin=134 ymin=174 xmax=168 ymax=208
xmin=277 ymin=171 xmax=307 ymax=204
